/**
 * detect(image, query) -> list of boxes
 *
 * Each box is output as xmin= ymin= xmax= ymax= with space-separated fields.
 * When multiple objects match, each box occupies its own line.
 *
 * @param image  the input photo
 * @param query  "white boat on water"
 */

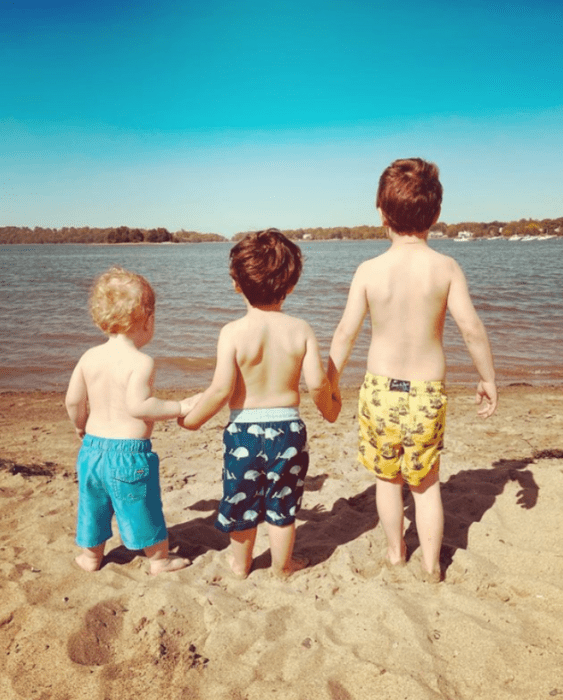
xmin=520 ymin=234 xmax=557 ymax=241
xmin=454 ymin=231 xmax=473 ymax=242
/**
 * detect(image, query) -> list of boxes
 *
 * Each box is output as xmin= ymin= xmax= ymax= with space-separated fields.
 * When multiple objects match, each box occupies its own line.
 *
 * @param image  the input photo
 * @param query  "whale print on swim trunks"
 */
xmin=216 ymin=419 xmax=309 ymax=532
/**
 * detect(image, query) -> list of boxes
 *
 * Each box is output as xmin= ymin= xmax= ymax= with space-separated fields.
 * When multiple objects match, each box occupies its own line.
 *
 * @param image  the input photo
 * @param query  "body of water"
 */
xmin=1 ymin=238 xmax=562 ymax=392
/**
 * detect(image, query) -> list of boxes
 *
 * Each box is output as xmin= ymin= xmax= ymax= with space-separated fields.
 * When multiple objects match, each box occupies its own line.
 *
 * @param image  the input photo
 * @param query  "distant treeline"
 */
xmin=0 ymin=226 xmax=227 ymax=244
xmin=430 ymin=217 xmax=563 ymax=239
xmin=233 ymin=217 xmax=563 ymax=241
xmin=232 ymin=225 xmax=387 ymax=241
xmin=1 ymin=217 xmax=562 ymax=244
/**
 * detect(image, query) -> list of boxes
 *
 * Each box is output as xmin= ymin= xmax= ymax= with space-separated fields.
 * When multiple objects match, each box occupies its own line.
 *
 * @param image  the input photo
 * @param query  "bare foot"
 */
xmin=419 ymin=566 xmax=442 ymax=584
xmin=383 ymin=556 xmax=406 ymax=570
xmin=272 ymin=555 xmax=310 ymax=580
xmin=227 ymin=554 xmax=252 ymax=580
xmin=149 ymin=555 xmax=191 ymax=576
xmin=75 ymin=552 xmax=103 ymax=572
xmin=385 ymin=541 xmax=407 ymax=567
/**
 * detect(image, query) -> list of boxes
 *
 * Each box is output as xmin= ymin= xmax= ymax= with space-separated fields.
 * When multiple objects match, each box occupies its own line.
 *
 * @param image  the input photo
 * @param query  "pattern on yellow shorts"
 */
xmin=357 ymin=373 xmax=447 ymax=486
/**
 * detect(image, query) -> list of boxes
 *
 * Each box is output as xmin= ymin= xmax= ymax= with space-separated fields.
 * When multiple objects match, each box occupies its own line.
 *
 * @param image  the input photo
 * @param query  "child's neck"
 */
xmin=388 ymin=229 xmax=429 ymax=246
xmin=107 ymin=329 xmax=147 ymax=350
xmin=246 ymin=300 xmax=285 ymax=313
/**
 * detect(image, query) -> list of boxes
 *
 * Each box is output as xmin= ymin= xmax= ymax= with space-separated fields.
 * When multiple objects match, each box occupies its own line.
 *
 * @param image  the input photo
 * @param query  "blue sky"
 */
xmin=2 ymin=0 xmax=562 ymax=236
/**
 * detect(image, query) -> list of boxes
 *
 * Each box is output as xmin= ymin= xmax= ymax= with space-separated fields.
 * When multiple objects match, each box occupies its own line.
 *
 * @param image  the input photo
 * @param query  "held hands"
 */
xmin=332 ymin=384 xmax=342 ymax=416
xmin=475 ymin=380 xmax=497 ymax=418
xmin=178 ymin=393 xmax=203 ymax=422
xmin=323 ymin=381 xmax=342 ymax=423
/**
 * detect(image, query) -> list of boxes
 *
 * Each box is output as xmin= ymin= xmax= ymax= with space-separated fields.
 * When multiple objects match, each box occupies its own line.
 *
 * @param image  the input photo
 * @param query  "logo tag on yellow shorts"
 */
xmin=389 ymin=379 xmax=411 ymax=392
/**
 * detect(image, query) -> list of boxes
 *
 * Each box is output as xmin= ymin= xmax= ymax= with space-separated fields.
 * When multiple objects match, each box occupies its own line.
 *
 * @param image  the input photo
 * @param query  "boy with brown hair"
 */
xmin=65 ymin=266 xmax=197 ymax=574
xmin=179 ymin=229 xmax=340 ymax=579
xmin=329 ymin=158 xmax=497 ymax=581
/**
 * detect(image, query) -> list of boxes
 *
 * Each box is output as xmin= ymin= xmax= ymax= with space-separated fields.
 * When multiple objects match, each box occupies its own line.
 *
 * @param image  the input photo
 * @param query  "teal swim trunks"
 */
xmin=75 ymin=434 xmax=168 ymax=550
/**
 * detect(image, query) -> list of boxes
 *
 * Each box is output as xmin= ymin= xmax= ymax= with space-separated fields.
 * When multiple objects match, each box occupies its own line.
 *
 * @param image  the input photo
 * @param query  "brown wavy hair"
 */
xmin=229 ymin=228 xmax=303 ymax=306
xmin=89 ymin=266 xmax=155 ymax=334
xmin=376 ymin=158 xmax=443 ymax=234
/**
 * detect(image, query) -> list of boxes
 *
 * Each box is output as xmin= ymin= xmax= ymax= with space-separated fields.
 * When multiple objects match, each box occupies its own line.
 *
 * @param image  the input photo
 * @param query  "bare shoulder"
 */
xmin=356 ymin=255 xmax=386 ymax=275
xmin=437 ymin=251 xmax=464 ymax=275
xmin=78 ymin=343 xmax=107 ymax=368
xmin=433 ymin=248 xmax=457 ymax=263
xmin=219 ymin=317 xmax=246 ymax=342
xmin=281 ymin=313 xmax=316 ymax=337
xmin=418 ymin=248 xmax=462 ymax=276
xmin=123 ymin=348 xmax=154 ymax=380
xmin=135 ymin=348 xmax=154 ymax=368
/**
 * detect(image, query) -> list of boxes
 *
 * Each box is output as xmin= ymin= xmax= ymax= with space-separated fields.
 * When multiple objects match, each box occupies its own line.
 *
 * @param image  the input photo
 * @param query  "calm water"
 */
xmin=1 ymin=238 xmax=562 ymax=392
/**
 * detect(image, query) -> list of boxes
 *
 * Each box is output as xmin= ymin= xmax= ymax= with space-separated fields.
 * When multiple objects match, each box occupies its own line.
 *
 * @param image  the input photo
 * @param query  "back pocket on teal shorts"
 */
xmin=111 ymin=464 xmax=150 ymax=502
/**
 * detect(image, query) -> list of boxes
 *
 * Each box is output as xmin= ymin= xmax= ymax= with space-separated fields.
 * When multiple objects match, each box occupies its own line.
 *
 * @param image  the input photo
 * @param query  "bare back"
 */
xmin=358 ymin=242 xmax=455 ymax=381
xmin=68 ymin=339 xmax=156 ymax=439
xmin=227 ymin=308 xmax=313 ymax=408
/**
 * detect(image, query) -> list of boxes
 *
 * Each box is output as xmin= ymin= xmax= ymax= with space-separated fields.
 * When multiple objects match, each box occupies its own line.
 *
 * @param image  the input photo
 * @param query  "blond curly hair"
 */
xmin=89 ymin=266 xmax=155 ymax=335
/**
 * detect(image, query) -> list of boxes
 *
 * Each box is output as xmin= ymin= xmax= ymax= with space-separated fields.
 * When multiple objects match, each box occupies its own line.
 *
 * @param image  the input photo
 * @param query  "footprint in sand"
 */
xmin=67 ymin=599 xmax=125 ymax=666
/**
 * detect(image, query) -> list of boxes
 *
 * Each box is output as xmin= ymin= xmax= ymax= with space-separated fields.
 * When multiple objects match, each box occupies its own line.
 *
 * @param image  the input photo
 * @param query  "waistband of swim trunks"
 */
xmin=82 ymin=434 xmax=152 ymax=453
xmin=363 ymin=372 xmax=446 ymax=395
xmin=229 ymin=406 xmax=301 ymax=423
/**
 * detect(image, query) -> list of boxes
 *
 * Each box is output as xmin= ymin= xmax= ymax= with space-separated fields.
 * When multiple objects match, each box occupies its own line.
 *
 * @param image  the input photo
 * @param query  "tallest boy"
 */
xmin=329 ymin=158 xmax=497 ymax=581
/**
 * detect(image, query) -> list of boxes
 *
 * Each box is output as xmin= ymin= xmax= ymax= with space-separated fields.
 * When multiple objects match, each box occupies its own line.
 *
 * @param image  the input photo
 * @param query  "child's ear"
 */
xmin=377 ymin=207 xmax=389 ymax=227
xmin=232 ymin=279 xmax=242 ymax=294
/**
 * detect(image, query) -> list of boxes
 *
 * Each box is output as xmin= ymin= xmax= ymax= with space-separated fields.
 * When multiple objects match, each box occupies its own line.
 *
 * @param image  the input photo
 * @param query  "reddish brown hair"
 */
xmin=229 ymin=228 xmax=303 ymax=306
xmin=376 ymin=158 xmax=443 ymax=234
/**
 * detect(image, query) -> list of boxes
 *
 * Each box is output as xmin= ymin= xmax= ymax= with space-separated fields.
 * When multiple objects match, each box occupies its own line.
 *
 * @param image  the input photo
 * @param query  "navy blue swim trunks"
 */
xmin=216 ymin=407 xmax=309 ymax=532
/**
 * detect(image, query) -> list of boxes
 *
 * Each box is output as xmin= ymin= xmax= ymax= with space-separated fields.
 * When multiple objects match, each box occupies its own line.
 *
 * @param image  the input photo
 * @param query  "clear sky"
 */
xmin=2 ymin=0 xmax=562 ymax=237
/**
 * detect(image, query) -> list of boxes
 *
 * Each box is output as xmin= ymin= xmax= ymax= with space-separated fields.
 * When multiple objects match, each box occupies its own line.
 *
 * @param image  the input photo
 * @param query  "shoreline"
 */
xmin=1 ymin=379 xmax=561 ymax=396
xmin=2 ymin=235 xmax=563 ymax=245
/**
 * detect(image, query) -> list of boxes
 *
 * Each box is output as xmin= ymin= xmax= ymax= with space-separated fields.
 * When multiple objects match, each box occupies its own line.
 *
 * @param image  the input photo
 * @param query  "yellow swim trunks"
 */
xmin=358 ymin=373 xmax=447 ymax=487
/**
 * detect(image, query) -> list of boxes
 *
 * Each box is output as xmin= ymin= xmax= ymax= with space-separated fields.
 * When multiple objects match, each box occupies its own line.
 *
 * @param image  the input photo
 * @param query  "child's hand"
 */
xmin=475 ymin=380 xmax=497 ymax=418
xmin=332 ymin=385 xmax=342 ymax=409
xmin=179 ymin=393 xmax=202 ymax=417
xmin=328 ymin=383 xmax=342 ymax=422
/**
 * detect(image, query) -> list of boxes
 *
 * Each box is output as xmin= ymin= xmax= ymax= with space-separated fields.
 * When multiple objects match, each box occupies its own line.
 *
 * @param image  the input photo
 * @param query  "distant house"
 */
xmin=456 ymin=230 xmax=473 ymax=240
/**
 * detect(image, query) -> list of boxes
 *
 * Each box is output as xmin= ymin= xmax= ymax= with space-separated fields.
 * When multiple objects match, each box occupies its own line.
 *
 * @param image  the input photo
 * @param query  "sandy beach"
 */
xmin=1 ymin=385 xmax=562 ymax=699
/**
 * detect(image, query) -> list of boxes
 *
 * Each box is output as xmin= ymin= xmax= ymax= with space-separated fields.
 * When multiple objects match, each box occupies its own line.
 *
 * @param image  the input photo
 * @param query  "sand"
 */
xmin=1 ymin=385 xmax=562 ymax=700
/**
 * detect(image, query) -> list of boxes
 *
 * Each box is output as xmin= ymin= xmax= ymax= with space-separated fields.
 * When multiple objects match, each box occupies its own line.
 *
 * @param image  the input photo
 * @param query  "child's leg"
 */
xmin=268 ymin=522 xmax=308 ymax=578
xmin=229 ymin=528 xmax=257 ymax=578
xmin=75 ymin=543 xmax=106 ymax=572
xmin=375 ymin=476 xmax=407 ymax=565
xmin=144 ymin=538 xmax=190 ymax=575
xmin=410 ymin=469 xmax=443 ymax=577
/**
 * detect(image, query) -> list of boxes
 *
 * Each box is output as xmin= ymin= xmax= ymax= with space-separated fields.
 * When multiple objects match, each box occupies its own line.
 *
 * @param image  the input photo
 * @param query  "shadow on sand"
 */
xmin=104 ymin=449 xmax=562 ymax=575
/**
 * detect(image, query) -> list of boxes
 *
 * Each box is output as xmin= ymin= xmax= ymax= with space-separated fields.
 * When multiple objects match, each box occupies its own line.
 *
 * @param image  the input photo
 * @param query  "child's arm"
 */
xmin=302 ymin=326 xmax=341 ymax=423
xmin=65 ymin=360 xmax=89 ymax=439
xmin=447 ymin=260 xmax=497 ymax=418
xmin=126 ymin=355 xmax=183 ymax=420
xmin=328 ymin=267 xmax=368 ymax=385
xmin=178 ymin=325 xmax=237 ymax=430
xmin=179 ymin=393 xmax=203 ymax=416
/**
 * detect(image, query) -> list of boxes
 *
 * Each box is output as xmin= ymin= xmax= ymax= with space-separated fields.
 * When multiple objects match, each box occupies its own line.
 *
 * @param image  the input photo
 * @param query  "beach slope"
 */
xmin=1 ymin=386 xmax=562 ymax=699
